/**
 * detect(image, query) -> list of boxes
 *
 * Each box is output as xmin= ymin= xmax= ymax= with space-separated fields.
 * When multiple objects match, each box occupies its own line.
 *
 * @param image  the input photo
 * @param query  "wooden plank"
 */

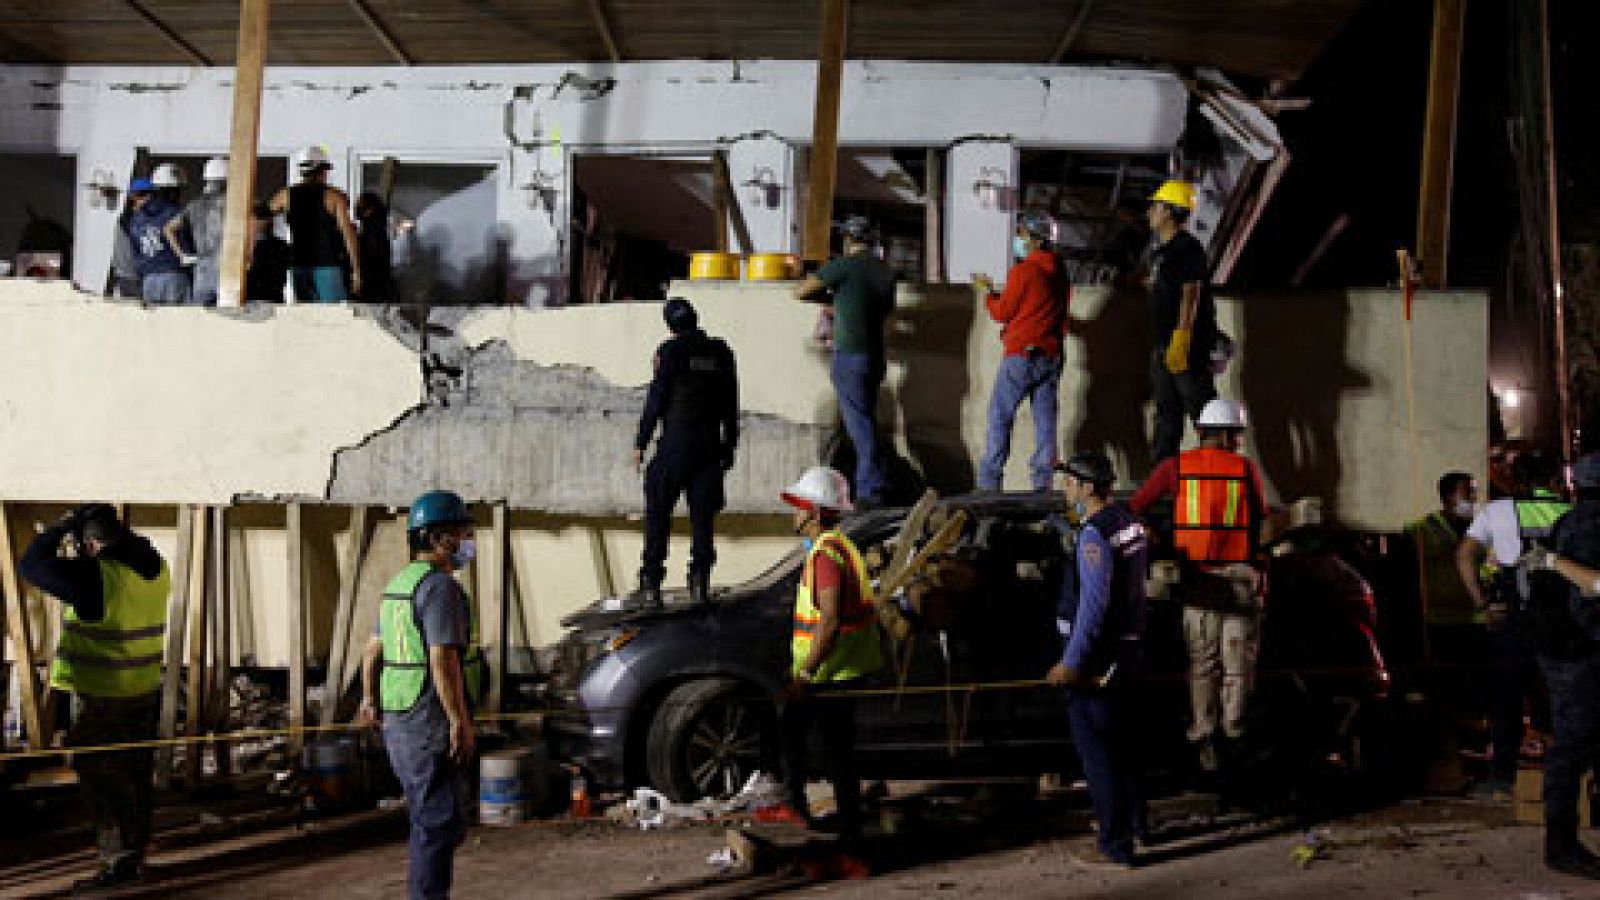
xmin=216 ymin=0 xmax=269 ymax=307
xmin=1048 ymin=0 xmax=1097 ymax=64
xmin=184 ymin=507 xmax=211 ymax=786
xmin=483 ymin=505 xmax=509 ymax=715
xmin=1539 ymin=0 xmax=1572 ymax=460
xmin=320 ymin=506 xmax=371 ymax=726
xmin=0 ymin=502 xmax=45 ymax=751
xmin=346 ymin=0 xmax=414 ymax=65
xmin=155 ymin=504 xmax=196 ymax=790
xmin=801 ymin=0 xmax=849 ymax=262
xmin=1415 ymin=0 xmax=1464 ymax=289
xmin=286 ymin=502 xmax=306 ymax=757
xmin=210 ymin=506 xmax=232 ymax=778
xmin=123 ymin=0 xmax=213 ymax=66
xmin=377 ymin=157 xmax=400 ymax=209
xmin=712 ymin=151 xmax=754 ymax=255
xmin=924 ymin=147 xmax=945 ymax=283
xmin=710 ymin=171 xmax=730 ymax=254
xmin=585 ymin=0 xmax=624 ymax=62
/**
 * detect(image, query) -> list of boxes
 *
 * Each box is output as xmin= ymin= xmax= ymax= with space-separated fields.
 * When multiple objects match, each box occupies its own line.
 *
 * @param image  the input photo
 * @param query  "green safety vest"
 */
xmin=1406 ymin=512 xmax=1484 ymax=626
xmin=378 ymin=561 xmax=486 ymax=713
xmin=51 ymin=560 xmax=171 ymax=698
xmin=791 ymin=531 xmax=884 ymax=683
xmin=1516 ymin=489 xmax=1571 ymax=545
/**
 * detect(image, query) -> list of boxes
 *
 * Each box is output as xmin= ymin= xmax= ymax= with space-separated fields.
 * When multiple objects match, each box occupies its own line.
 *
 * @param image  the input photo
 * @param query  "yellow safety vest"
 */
xmin=791 ymin=531 xmax=883 ymax=682
xmin=51 ymin=560 xmax=170 ymax=698
xmin=378 ymin=561 xmax=485 ymax=713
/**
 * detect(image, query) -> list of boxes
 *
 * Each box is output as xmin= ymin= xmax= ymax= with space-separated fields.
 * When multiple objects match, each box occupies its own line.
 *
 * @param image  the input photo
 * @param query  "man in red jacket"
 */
xmin=972 ymin=210 xmax=1071 ymax=491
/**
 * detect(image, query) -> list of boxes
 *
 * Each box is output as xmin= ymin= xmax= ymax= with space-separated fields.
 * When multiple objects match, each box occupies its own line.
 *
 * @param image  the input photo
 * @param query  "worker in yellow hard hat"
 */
xmin=1145 ymin=179 xmax=1219 ymax=461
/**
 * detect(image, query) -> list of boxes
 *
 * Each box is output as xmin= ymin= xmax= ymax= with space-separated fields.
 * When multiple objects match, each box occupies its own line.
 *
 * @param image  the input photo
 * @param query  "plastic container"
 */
xmin=746 ymin=253 xmax=796 ymax=281
xmin=305 ymin=737 xmax=357 ymax=807
xmin=480 ymin=748 xmax=531 ymax=826
xmin=569 ymin=770 xmax=592 ymax=819
xmin=689 ymin=252 xmax=740 ymax=280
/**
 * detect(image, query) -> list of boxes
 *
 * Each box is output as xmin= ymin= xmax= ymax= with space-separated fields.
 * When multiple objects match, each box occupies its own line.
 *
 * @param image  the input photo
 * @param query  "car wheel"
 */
xmin=646 ymin=678 xmax=775 ymax=803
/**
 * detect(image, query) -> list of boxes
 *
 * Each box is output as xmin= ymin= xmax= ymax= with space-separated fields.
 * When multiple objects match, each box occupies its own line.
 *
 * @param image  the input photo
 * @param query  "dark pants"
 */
xmin=831 ymin=352 xmax=887 ymax=503
xmin=781 ymin=684 xmax=862 ymax=846
xmin=640 ymin=444 xmax=725 ymax=584
xmin=1150 ymin=348 xmax=1216 ymax=462
xmin=1538 ymin=653 xmax=1600 ymax=849
xmin=1490 ymin=619 xmax=1539 ymax=784
xmin=69 ymin=692 xmax=159 ymax=872
xmin=384 ymin=724 xmax=469 ymax=900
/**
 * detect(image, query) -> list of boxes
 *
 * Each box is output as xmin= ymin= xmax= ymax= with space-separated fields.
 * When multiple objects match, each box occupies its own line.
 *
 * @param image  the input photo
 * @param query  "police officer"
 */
xmin=19 ymin=504 xmax=170 ymax=892
xmin=359 ymin=490 xmax=486 ymax=900
xmin=633 ymin=297 xmax=739 ymax=606
xmin=1047 ymin=452 xmax=1149 ymax=869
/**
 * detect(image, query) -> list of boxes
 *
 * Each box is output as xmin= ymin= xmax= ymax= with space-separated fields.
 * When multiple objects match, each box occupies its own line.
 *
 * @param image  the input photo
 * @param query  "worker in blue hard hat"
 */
xmin=123 ymin=171 xmax=192 ymax=304
xmin=359 ymin=490 xmax=486 ymax=899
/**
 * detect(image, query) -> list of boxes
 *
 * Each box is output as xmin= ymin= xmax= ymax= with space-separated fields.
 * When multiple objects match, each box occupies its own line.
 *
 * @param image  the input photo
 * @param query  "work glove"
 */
xmin=1521 ymin=543 xmax=1557 ymax=572
xmin=1164 ymin=328 xmax=1192 ymax=374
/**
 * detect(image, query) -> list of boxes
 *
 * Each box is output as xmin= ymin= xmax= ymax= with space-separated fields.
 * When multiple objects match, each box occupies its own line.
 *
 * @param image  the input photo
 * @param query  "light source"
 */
xmin=971 ymin=166 xmax=1009 ymax=211
xmin=741 ymin=166 xmax=781 ymax=209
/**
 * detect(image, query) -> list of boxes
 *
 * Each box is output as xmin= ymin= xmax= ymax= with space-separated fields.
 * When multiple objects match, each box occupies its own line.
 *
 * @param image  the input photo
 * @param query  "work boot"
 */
xmin=636 ymin=574 xmax=663 ymax=609
xmin=688 ymin=570 xmax=711 ymax=605
xmin=1546 ymin=820 xmax=1600 ymax=879
xmin=71 ymin=858 xmax=143 ymax=896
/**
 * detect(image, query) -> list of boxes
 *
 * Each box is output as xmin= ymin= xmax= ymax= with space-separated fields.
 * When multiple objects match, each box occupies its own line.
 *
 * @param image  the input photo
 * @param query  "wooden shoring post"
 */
xmin=924 ymin=147 xmax=945 ymax=283
xmin=210 ymin=506 xmax=232 ymax=777
xmin=712 ymin=151 xmax=754 ymax=255
xmin=124 ymin=0 xmax=213 ymax=67
xmin=0 ymin=502 xmax=44 ymax=750
xmin=484 ymin=505 xmax=510 ymax=716
xmin=345 ymin=0 xmax=413 ymax=65
xmin=286 ymin=503 xmax=306 ymax=757
xmin=802 ymin=0 xmax=849 ymax=262
xmin=584 ymin=0 xmax=623 ymax=62
xmin=217 ymin=0 xmax=270 ymax=307
xmin=183 ymin=507 xmax=211 ymax=786
xmin=1048 ymin=0 xmax=1097 ymax=65
xmin=155 ymin=505 xmax=197 ymax=789
xmin=1416 ymin=0 xmax=1465 ymax=289
xmin=321 ymin=506 xmax=372 ymax=726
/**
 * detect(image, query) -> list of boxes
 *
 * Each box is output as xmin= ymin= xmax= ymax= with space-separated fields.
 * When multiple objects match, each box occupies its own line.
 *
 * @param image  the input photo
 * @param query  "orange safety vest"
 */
xmin=1173 ymin=446 xmax=1258 ymax=566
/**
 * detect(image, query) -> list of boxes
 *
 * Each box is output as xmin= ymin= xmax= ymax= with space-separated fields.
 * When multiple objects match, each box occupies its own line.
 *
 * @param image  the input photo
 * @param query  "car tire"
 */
xmin=646 ymin=678 xmax=775 ymax=803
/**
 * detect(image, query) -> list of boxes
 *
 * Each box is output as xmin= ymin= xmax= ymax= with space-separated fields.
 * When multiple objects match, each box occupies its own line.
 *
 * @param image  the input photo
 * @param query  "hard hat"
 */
xmin=1150 ymin=179 xmax=1197 ymax=212
xmin=836 ymin=215 xmax=874 ymax=242
xmin=663 ymin=297 xmax=698 ymax=333
xmin=407 ymin=490 xmax=473 ymax=532
xmin=295 ymin=145 xmax=334 ymax=172
xmin=202 ymin=157 xmax=229 ymax=181
xmin=781 ymin=466 xmax=854 ymax=514
xmin=151 ymin=163 xmax=183 ymax=188
xmin=1018 ymin=209 xmax=1057 ymax=243
xmin=1056 ymin=451 xmax=1115 ymax=487
xmin=1573 ymin=453 xmax=1600 ymax=489
xmin=129 ymin=177 xmax=155 ymax=193
xmin=1196 ymin=398 xmax=1249 ymax=430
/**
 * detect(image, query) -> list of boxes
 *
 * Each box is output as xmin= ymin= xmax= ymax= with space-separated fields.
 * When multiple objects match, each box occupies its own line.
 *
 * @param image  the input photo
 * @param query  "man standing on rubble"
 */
xmin=1048 ymin=452 xmax=1149 ymax=869
xmin=20 ymin=504 xmax=169 ymax=892
xmin=633 ymin=297 xmax=740 ymax=607
xmin=1145 ymin=179 xmax=1218 ymax=462
xmin=1130 ymin=398 xmax=1268 ymax=770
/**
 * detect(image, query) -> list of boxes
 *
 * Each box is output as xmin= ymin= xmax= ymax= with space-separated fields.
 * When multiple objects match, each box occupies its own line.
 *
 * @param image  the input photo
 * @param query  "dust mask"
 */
xmin=450 ymin=538 xmax=477 ymax=570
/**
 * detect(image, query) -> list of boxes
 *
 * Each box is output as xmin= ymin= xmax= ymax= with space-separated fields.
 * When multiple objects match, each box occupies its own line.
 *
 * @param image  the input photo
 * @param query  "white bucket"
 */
xmin=479 ymin=748 xmax=531 ymax=826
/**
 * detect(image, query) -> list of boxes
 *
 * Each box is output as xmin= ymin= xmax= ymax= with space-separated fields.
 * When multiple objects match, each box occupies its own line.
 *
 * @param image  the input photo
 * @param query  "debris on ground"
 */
xmin=1289 ymin=831 xmax=1327 ymax=868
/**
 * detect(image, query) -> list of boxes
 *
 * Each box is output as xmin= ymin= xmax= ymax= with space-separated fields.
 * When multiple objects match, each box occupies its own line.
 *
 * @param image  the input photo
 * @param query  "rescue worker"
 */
xmin=1129 ymin=398 xmax=1268 ymax=769
xmin=1145 ymin=179 xmax=1218 ymax=462
xmin=123 ymin=173 xmax=192 ymax=304
xmin=269 ymin=145 xmax=362 ymax=302
xmin=772 ymin=466 xmax=881 ymax=879
xmin=19 ymin=504 xmax=169 ymax=892
xmin=358 ymin=490 xmax=486 ymax=900
xmin=1456 ymin=450 xmax=1568 ymax=798
xmin=1517 ymin=452 xmax=1600 ymax=878
xmin=163 ymin=156 xmax=228 ymax=305
xmin=795 ymin=216 xmax=896 ymax=508
xmin=972 ymin=209 xmax=1071 ymax=492
xmin=1047 ymin=452 xmax=1148 ymax=869
xmin=632 ymin=297 xmax=739 ymax=607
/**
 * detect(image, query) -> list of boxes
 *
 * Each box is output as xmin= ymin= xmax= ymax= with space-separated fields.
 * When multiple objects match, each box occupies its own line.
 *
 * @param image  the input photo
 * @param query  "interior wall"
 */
xmin=0 ymin=152 xmax=75 ymax=276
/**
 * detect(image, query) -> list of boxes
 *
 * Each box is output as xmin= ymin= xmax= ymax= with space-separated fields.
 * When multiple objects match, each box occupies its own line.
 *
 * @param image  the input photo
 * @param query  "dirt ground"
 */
xmin=6 ymin=785 xmax=1600 ymax=899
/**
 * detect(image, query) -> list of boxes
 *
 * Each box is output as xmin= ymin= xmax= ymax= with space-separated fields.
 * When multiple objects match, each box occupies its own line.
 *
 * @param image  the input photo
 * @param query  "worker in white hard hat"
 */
xmin=1145 ymin=179 xmax=1219 ymax=461
xmin=1130 ymin=397 xmax=1269 ymax=771
xmin=268 ymin=145 xmax=362 ymax=302
xmin=764 ymin=465 xmax=879 ymax=879
xmin=122 ymin=169 xmax=192 ymax=304
xmin=163 ymin=157 xmax=228 ymax=305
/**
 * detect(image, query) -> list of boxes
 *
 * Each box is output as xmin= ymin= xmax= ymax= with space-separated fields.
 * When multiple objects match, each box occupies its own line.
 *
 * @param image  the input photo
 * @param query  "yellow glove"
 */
xmin=1164 ymin=328 xmax=1192 ymax=373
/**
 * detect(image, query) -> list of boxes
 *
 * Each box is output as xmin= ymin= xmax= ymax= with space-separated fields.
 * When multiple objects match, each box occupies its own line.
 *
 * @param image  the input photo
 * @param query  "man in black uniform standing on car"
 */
xmin=633 ymin=297 xmax=739 ymax=607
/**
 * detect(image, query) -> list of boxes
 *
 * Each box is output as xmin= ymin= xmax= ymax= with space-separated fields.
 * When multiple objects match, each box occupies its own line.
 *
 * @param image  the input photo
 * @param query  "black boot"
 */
xmin=688 ymin=570 xmax=711 ymax=605
xmin=637 ymin=573 xmax=663 ymax=609
xmin=1546 ymin=818 xmax=1600 ymax=878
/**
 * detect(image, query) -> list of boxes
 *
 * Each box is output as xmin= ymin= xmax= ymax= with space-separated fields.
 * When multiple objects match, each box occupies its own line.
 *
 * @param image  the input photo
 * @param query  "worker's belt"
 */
xmin=1178 ymin=566 xmax=1262 ymax=613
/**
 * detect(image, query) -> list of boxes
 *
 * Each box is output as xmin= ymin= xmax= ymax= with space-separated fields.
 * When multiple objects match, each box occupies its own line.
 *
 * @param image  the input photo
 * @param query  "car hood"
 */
xmin=560 ymin=588 xmax=723 ymax=631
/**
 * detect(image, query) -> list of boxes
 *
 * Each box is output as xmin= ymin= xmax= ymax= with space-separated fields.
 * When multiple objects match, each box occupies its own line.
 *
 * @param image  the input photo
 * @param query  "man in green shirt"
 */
xmin=795 ymin=216 xmax=896 ymax=506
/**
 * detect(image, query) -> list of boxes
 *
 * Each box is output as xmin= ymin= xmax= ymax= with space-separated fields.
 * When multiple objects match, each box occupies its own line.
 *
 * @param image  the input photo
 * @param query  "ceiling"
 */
xmin=0 ymin=0 xmax=1363 ymax=81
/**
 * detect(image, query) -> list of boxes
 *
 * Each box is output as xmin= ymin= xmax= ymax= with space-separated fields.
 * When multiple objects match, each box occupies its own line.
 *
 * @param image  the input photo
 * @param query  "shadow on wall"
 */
xmin=892 ymin=291 xmax=978 ymax=493
xmin=1237 ymin=292 xmax=1372 ymax=518
xmin=1070 ymin=284 xmax=1155 ymax=480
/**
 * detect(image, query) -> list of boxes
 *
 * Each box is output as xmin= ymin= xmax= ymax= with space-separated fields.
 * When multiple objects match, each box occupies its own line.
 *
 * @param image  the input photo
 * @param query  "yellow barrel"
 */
xmin=689 ymin=252 xmax=740 ymax=280
xmin=747 ymin=253 xmax=797 ymax=281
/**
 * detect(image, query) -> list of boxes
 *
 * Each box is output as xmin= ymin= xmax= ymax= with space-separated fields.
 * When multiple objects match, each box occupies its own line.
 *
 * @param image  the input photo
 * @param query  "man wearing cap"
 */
xmin=972 ymin=210 xmax=1071 ymax=492
xmin=1130 ymin=397 xmax=1269 ymax=768
xmin=1048 ymin=452 xmax=1149 ymax=869
xmin=632 ymin=297 xmax=740 ymax=607
xmin=795 ymin=217 xmax=896 ymax=508
xmin=269 ymin=145 xmax=361 ymax=302
xmin=123 ymin=175 xmax=192 ymax=304
xmin=359 ymin=490 xmax=485 ymax=900
xmin=163 ymin=157 xmax=229 ymax=306
xmin=1145 ymin=179 xmax=1218 ymax=462
xmin=19 ymin=504 xmax=169 ymax=891
xmin=770 ymin=466 xmax=882 ymax=878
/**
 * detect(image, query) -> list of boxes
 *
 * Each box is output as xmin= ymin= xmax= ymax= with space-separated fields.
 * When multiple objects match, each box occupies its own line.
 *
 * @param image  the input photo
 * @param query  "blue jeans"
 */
xmin=384 ymin=723 xmax=468 ymax=900
xmin=292 ymin=266 xmax=349 ymax=303
xmin=979 ymin=352 xmax=1063 ymax=490
xmin=1068 ymin=686 xmax=1144 ymax=863
xmin=831 ymin=352 xmax=886 ymax=503
xmin=141 ymin=271 xmax=192 ymax=305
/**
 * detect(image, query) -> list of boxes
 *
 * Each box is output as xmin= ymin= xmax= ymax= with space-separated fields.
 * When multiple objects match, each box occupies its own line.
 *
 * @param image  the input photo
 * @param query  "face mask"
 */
xmin=450 ymin=537 xmax=477 ymax=569
xmin=1012 ymin=236 xmax=1029 ymax=261
xmin=1453 ymin=501 xmax=1476 ymax=519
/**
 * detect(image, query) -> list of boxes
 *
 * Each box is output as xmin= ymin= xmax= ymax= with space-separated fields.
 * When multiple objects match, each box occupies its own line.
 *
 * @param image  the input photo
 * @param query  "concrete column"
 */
xmin=724 ymin=137 xmax=794 ymax=254
xmin=946 ymin=140 xmax=1015 ymax=285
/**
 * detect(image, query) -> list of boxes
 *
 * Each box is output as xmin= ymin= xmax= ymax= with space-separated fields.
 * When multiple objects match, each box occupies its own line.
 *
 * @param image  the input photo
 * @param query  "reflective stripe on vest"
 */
xmin=378 ymin=561 xmax=486 ymax=713
xmin=51 ymin=559 xmax=171 ymax=698
xmin=1173 ymin=447 xmax=1256 ymax=565
xmin=791 ymin=531 xmax=884 ymax=682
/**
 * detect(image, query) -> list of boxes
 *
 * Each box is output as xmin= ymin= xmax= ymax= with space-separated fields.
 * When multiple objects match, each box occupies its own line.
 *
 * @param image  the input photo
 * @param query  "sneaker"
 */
xmin=1062 ymin=838 xmax=1135 ymax=872
xmin=752 ymin=803 xmax=810 ymax=828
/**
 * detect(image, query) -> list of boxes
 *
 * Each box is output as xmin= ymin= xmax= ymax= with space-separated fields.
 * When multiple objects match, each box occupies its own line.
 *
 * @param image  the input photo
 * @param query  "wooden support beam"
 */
xmin=209 ymin=507 xmax=232 ymax=778
xmin=1048 ymin=0 xmax=1097 ymax=65
xmin=346 ymin=0 xmax=414 ymax=65
xmin=1416 ymin=0 xmax=1465 ymax=289
xmin=484 ymin=505 xmax=510 ymax=716
xmin=711 ymin=175 xmax=730 ymax=254
xmin=183 ymin=508 xmax=211 ymax=785
xmin=0 ymin=503 xmax=45 ymax=751
xmin=802 ymin=0 xmax=849 ymax=262
xmin=321 ymin=506 xmax=371 ymax=726
xmin=217 ymin=0 xmax=270 ymax=308
xmin=587 ymin=527 xmax=615 ymax=599
xmin=924 ymin=147 xmax=945 ymax=283
xmin=124 ymin=0 xmax=213 ymax=67
xmin=713 ymin=151 xmax=754 ymax=255
xmin=286 ymin=503 xmax=306 ymax=757
xmin=156 ymin=505 xmax=196 ymax=789
xmin=585 ymin=0 xmax=623 ymax=62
